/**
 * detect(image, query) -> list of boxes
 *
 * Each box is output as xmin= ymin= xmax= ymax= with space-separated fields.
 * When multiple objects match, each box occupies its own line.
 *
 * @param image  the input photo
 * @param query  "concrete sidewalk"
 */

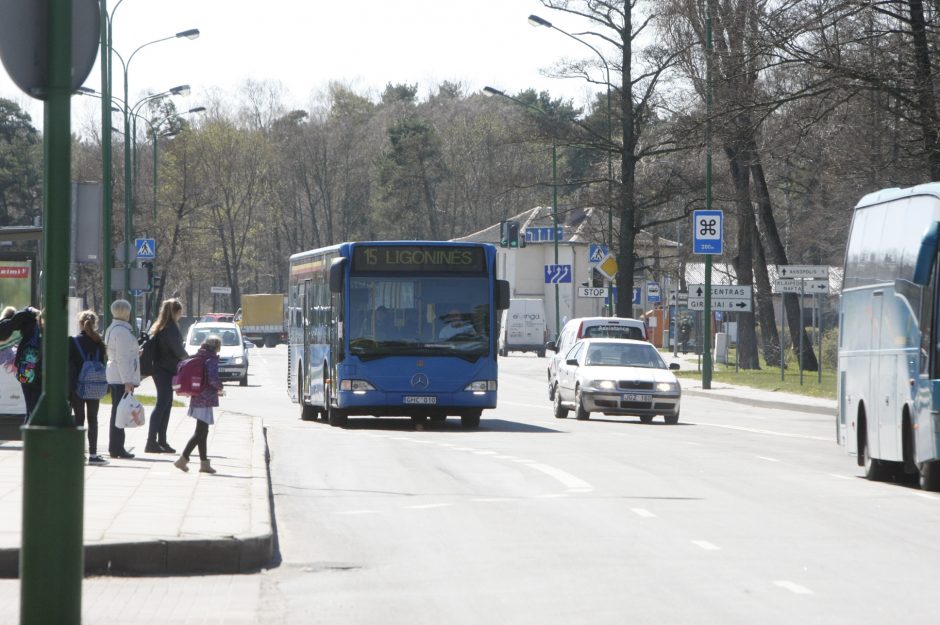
xmin=664 ymin=351 xmax=837 ymax=416
xmin=0 ymin=405 xmax=272 ymax=577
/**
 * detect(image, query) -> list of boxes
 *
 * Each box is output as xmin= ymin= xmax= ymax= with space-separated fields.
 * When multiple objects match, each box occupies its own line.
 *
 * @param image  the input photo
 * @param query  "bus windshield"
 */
xmin=348 ymin=275 xmax=490 ymax=359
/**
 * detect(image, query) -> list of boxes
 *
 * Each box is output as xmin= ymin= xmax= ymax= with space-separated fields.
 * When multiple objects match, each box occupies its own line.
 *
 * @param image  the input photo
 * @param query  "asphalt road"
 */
xmin=2 ymin=346 xmax=937 ymax=624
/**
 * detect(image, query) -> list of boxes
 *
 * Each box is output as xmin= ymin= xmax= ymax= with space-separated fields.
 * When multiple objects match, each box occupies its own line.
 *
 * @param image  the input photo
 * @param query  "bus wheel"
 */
xmin=461 ymin=411 xmax=481 ymax=428
xmin=299 ymin=371 xmax=317 ymax=421
xmin=863 ymin=433 xmax=889 ymax=481
xmin=264 ymin=335 xmax=277 ymax=348
xmin=574 ymin=386 xmax=590 ymax=420
xmin=328 ymin=405 xmax=348 ymax=427
xmin=919 ymin=461 xmax=940 ymax=491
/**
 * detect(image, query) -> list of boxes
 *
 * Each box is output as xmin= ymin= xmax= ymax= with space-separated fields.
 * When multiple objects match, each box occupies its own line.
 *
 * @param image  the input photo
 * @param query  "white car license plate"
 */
xmin=622 ymin=393 xmax=651 ymax=402
xmin=403 ymin=396 xmax=437 ymax=405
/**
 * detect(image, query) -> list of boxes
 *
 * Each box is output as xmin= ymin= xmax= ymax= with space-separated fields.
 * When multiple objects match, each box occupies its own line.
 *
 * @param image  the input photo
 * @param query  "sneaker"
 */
xmin=144 ymin=443 xmax=165 ymax=453
xmin=88 ymin=455 xmax=109 ymax=466
xmin=159 ymin=442 xmax=176 ymax=453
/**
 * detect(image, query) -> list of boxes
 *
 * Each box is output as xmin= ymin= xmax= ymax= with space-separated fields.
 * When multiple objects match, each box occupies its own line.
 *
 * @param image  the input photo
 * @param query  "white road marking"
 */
xmin=691 ymin=540 xmax=720 ymax=551
xmin=471 ymin=498 xmax=513 ymax=503
xmin=453 ymin=447 xmax=477 ymax=452
xmin=525 ymin=463 xmax=593 ymax=491
xmin=536 ymin=493 xmax=568 ymax=499
xmin=498 ymin=400 xmax=550 ymax=409
xmin=915 ymin=492 xmax=938 ymax=501
xmin=404 ymin=503 xmax=453 ymax=510
xmin=631 ymin=508 xmax=656 ymax=518
xmin=774 ymin=580 xmax=814 ymax=595
xmin=756 ymin=456 xmax=781 ymax=463
xmin=512 ymin=458 xmax=535 ymax=463
xmin=695 ymin=422 xmax=830 ymax=442
xmin=495 ymin=455 xmax=519 ymax=460
xmin=337 ymin=510 xmax=378 ymax=515
xmin=828 ymin=473 xmax=851 ymax=480
xmin=472 ymin=450 xmax=497 ymax=455
xmin=567 ymin=487 xmax=593 ymax=493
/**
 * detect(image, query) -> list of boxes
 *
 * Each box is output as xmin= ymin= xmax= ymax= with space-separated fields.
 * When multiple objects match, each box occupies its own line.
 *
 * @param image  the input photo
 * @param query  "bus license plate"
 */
xmin=621 ymin=393 xmax=651 ymax=402
xmin=404 ymin=396 xmax=437 ymax=405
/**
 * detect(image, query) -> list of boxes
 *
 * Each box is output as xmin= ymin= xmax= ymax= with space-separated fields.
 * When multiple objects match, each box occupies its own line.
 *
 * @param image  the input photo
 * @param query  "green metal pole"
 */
xmin=124 ymin=65 xmax=135 ymax=328
xmin=702 ymin=8 xmax=714 ymax=390
xmin=101 ymin=0 xmax=113 ymax=326
xmin=20 ymin=2 xmax=85 ymax=622
xmin=553 ymin=143 xmax=560 ymax=339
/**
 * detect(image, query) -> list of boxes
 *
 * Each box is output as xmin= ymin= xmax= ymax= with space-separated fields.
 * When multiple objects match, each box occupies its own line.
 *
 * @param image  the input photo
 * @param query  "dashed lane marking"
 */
xmin=756 ymin=456 xmax=781 ymax=463
xmin=337 ymin=510 xmax=378 ymax=515
xmin=404 ymin=503 xmax=453 ymax=510
xmin=695 ymin=422 xmax=830 ymax=442
xmin=632 ymin=508 xmax=656 ymax=518
xmin=691 ymin=540 xmax=720 ymax=551
xmin=828 ymin=474 xmax=851 ymax=480
xmin=774 ymin=581 xmax=814 ymax=595
xmin=524 ymin=463 xmax=593 ymax=491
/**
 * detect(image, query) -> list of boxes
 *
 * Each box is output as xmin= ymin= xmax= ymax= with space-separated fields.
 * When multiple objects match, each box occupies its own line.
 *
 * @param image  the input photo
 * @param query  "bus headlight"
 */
xmin=656 ymin=381 xmax=679 ymax=393
xmin=590 ymin=380 xmax=617 ymax=390
xmin=340 ymin=380 xmax=375 ymax=393
xmin=465 ymin=380 xmax=497 ymax=392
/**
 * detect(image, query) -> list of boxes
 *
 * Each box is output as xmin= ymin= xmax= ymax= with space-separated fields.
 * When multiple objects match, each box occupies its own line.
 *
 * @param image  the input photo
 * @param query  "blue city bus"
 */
xmin=838 ymin=183 xmax=940 ymax=490
xmin=287 ymin=241 xmax=509 ymax=428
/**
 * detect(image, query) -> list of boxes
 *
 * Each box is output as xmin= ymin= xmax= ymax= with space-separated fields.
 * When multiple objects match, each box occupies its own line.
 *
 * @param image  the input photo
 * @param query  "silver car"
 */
xmin=553 ymin=339 xmax=681 ymax=424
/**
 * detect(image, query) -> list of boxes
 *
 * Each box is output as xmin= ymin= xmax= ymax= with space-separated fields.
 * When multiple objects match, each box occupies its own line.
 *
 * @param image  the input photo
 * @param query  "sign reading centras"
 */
xmin=352 ymin=246 xmax=486 ymax=273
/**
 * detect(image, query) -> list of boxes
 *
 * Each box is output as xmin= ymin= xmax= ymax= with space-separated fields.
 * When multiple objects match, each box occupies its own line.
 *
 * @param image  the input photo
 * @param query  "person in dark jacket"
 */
xmin=145 ymin=298 xmax=188 ymax=453
xmin=0 ymin=306 xmax=42 ymax=420
xmin=69 ymin=310 xmax=108 ymax=465
xmin=174 ymin=335 xmax=223 ymax=474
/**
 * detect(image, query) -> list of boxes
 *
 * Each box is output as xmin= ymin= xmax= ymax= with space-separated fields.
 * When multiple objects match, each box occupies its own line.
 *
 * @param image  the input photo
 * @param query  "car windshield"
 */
xmin=189 ymin=327 xmax=241 ymax=346
xmin=347 ymin=275 xmax=490 ymax=359
xmin=584 ymin=343 xmax=665 ymax=368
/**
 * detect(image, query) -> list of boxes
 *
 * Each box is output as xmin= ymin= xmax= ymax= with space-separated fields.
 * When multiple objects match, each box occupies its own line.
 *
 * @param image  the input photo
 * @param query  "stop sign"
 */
xmin=0 ymin=0 xmax=100 ymax=99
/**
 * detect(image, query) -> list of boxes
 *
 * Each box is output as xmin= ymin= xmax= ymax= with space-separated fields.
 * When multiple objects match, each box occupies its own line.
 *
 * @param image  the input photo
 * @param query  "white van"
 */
xmin=545 ymin=316 xmax=648 ymax=399
xmin=498 ymin=298 xmax=548 ymax=357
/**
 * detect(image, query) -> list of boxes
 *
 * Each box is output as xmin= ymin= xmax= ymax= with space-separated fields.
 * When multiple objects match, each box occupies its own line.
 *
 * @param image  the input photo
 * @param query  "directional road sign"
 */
xmin=777 ymin=264 xmax=827 ymax=279
xmin=524 ymin=227 xmax=564 ymax=243
xmin=688 ymin=283 xmax=753 ymax=312
xmin=693 ymin=209 xmax=723 ymax=255
xmin=135 ymin=238 xmax=156 ymax=260
xmin=578 ymin=287 xmax=609 ymax=298
xmin=589 ymin=244 xmax=608 ymax=264
xmin=773 ymin=278 xmax=830 ymax=294
xmin=668 ymin=291 xmax=689 ymax=306
xmin=647 ymin=281 xmax=661 ymax=303
xmin=544 ymin=264 xmax=573 ymax=284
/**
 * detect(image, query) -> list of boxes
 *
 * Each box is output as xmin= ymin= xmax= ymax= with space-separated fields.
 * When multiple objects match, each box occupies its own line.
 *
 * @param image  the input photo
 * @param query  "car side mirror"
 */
xmin=669 ymin=362 xmax=680 ymax=370
xmin=545 ymin=341 xmax=557 ymax=352
xmin=244 ymin=340 xmax=254 ymax=349
xmin=565 ymin=358 xmax=579 ymax=366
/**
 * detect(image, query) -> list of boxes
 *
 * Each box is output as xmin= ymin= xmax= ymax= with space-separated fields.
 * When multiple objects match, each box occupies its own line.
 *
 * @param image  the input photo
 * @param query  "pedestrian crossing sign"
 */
xmin=135 ymin=238 xmax=156 ymax=260
xmin=589 ymin=243 xmax=608 ymax=264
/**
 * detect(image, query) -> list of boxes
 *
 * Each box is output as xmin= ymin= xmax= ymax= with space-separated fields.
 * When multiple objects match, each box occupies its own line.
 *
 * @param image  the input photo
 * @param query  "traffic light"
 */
xmin=499 ymin=220 xmax=524 ymax=248
xmin=142 ymin=261 xmax=154 ymax=292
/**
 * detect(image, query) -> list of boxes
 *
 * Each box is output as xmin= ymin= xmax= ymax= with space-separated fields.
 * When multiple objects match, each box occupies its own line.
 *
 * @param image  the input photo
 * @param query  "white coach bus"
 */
xmin=838 ymin=183 xmax=940 ymax=490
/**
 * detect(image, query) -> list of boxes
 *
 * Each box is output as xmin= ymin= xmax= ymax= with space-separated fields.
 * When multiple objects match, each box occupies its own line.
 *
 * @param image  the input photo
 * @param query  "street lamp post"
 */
xmin=529 ymin=14 xmax=615 ymax=315
xmin=484 ymin=86 xmax=561 ymax=339
xmin=99 ymin=22 xmax=199 ymax=326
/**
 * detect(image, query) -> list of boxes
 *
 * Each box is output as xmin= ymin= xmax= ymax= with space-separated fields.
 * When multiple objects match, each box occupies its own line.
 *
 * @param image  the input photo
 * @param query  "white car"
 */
xmin=553 ymin=338 xmax=681 ymax=424
xmin=546 ymin=317 xmax=648 ymax=400
xmin=184 ymin=322 xmax=252 ymax=386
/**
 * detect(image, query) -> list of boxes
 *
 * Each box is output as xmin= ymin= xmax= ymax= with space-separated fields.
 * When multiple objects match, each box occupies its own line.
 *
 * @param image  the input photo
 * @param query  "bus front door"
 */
xmin=301 ymin=279 xmax=312 ymax=402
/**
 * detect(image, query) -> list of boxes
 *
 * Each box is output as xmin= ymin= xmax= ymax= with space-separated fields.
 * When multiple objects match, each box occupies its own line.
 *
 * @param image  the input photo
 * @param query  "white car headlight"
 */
xmin=656 ymin=381 xmax=678 ymax=392
xmin=590 ymin=380 xmax=617 ymax=390
xmin=233 ymin=356 xmax=244 ymax=365
xmin=340 ymin=380 xmax=375 ymax=392
xmin=465 ymin=380 xmax=497 ymax=392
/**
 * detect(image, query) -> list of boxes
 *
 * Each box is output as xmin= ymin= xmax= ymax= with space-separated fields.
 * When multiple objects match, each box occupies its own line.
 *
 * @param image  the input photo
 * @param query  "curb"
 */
xmin=0 ymin=417 xmax=274 ymax=578
xmin=682 ymin=387 xmax=836 ymax=416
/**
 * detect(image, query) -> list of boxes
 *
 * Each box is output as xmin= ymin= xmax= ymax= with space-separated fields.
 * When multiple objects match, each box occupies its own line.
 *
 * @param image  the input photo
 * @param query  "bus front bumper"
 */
xmin=336 ymin=390 xmax=497 ymax=416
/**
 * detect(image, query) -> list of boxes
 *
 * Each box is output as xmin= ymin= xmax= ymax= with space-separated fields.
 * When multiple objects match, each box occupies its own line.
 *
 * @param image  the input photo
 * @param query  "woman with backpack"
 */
xmin=69 ymin=310 xmax=108 ymax=465
xmin=145 ymin=298 xmax=188 ymax=454
xmin=0 ymin=306 xmax=42 ymax=420
xmin=174 ymin=335 xmax=223 ymax=474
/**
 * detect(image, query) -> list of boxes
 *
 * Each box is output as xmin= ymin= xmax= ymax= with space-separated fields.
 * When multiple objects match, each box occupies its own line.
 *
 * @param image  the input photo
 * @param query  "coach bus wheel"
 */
xmin=862 ymin=431 xmax=889 ymax=481
xmin=920 ymin=461 xmax=940 ymax=491
xmin=328 ymin=405 xmax=348 ymax=427
xmin=299 ymin=371 xmax=317 ymax=421
xmin=460 ymin=411 xmax=481 ymax=428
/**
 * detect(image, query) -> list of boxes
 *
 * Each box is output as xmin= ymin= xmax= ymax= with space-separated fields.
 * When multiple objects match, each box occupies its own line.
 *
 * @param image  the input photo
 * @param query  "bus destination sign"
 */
xmin=352 ymin=245 xmax=485 ymax=273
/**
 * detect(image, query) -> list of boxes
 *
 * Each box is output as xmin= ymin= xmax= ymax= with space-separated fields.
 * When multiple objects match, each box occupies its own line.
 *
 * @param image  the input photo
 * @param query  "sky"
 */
xmin=0 ymin=0 xmax=614 ymax=130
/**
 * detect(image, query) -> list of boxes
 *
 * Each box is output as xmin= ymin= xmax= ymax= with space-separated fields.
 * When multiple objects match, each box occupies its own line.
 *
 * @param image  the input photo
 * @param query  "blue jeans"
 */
xmin=148 ymin=369 xmax=174 ymax=446
xmin=108 ymin=384 xmax=127 ymax=454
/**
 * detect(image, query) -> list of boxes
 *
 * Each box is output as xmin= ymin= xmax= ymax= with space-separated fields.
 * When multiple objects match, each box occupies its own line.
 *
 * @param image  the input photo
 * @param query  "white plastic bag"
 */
xmin=116 ymin=392 xmax=146 ymax=428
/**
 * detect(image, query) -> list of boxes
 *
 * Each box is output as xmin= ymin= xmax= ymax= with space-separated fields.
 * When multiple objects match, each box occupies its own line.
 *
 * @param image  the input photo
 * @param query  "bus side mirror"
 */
xmin=496 ymin=280 xmax=510 ymax=310
xmin=329 ymin=258 xmax=346 ymax=293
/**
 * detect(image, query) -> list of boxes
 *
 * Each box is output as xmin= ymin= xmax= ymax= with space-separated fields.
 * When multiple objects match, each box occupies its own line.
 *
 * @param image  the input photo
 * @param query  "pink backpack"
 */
xmin=172 ymin=355 xmax=206 ymax=396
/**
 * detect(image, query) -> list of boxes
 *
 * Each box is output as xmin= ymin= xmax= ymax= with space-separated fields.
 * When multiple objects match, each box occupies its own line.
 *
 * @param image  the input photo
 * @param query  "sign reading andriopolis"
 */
xmin=352 ymin=246 xmax=486 ymax=273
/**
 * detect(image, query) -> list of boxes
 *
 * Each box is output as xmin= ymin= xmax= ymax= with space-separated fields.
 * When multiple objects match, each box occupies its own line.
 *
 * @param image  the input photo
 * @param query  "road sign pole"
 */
xmin=781 ymin=295 xmax=786 ymax=382
xmin=799 ymin=280 xmax=804 ymax=386
xmin=817 ymin=293 xmax=823 ymax=384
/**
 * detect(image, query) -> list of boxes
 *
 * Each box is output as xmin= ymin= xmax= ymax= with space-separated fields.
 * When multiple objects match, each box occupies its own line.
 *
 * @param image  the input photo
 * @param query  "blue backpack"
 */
xmin=73 ymin=337 xmax=108 ymax=400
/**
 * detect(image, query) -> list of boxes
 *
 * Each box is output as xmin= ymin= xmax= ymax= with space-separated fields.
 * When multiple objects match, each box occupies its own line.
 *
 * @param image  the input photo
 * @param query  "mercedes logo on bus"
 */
xmin=411 ymin=373 xmax=430 ymax=389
